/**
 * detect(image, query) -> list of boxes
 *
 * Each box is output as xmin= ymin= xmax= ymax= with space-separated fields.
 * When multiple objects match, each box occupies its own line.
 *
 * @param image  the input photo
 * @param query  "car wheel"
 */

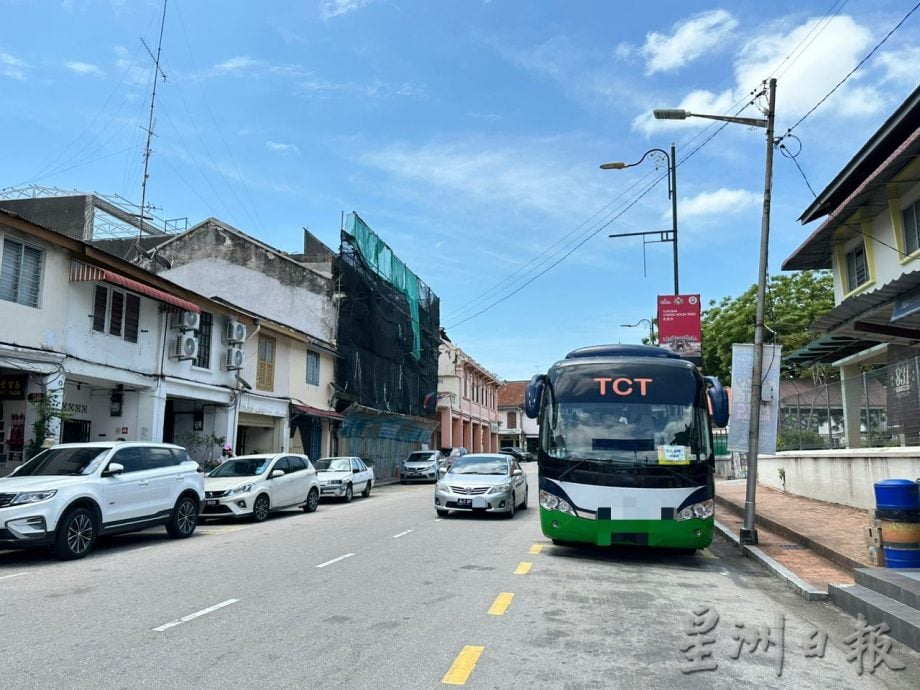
xmin=362 ymin=480 xmax=372 ymax=498
xmin=343 ymin=483 xmax=353 ymax=503
xmin=252 ymin=494 xmax=270 ymax=522
xmin=166 ymin=495 xmax=199 ymax=538
xmin=505 ymin=493 xmax=516 ymax=519
xmin=303 ymin=488 xmax=319 ymax=513
xmin=54 ymin=507 xmax=96 ymax=560
xmin=436 ymin=508 xmax=449 ymax=518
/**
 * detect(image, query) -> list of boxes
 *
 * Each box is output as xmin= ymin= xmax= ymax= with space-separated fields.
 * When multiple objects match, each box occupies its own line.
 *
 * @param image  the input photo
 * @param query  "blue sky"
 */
xmin=2 ymin=0 xmax=918 ymax=380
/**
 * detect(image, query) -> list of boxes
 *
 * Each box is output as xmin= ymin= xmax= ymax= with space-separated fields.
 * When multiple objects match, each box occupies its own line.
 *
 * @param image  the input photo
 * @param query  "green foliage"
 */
xmin=175 ymin=432 xmax=226 ymax=471
xmin=25 ymin=389 xmax=69 ymax=460
xmin=701 ymin=270 xmax=834 ymax=383
xmin=776 ymin=429 xmax=826 ymax=451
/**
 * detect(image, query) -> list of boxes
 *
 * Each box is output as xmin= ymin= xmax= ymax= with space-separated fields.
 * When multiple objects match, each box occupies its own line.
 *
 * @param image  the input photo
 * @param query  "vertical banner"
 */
xmin=656 ymin=294 xmax=702 ymax=365
xmin=727 ymin=343 xmax=783 ymax=454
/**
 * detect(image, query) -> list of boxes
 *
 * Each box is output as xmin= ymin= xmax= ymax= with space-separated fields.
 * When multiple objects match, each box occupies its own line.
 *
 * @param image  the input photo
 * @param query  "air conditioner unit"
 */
xmin=224 ymin=347 xmax=245 ymax=371
xmin=171 ymin=310 xmax=200 ymax=332
xmin=173 ymin=333 xmax=199 ymax=360
xmin=225 ymin=319 xmax=247 ymax=344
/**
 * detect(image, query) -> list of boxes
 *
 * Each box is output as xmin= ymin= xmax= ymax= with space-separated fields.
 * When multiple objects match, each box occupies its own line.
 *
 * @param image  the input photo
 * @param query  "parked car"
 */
xmin=434 ymin=453 xmax=528 ymax=518
xmin=315 ymin=456 xmax=374 ymax=502
xmin=0 ymin=442 xmax=203 ymax=560
xmin=500 ymin=446 xmax=533 ymax=462
xmin=400 ymin=450 xmax=442 ymax=483
xmin=438 ymin=447 xmax=469 ymax=472
xmin=203 ymin=453 xmax=319 ymax=521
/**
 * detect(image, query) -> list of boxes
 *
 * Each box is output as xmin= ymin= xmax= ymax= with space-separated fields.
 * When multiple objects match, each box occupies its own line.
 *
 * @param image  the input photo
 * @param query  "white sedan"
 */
xmin=315 ymin=456 xmax=374 ymax=502
xmin=203 ymin=453 xmax=320 ymax=521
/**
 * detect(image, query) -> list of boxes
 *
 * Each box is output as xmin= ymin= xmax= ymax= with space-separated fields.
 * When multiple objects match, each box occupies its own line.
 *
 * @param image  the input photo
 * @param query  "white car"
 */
xmin=203 ymin=454 xmax=320 ymax=521
xmin=0 ymin=442 xmax=203 ymax=560
xmin=315 ymin=456 xmax=374 ymax=502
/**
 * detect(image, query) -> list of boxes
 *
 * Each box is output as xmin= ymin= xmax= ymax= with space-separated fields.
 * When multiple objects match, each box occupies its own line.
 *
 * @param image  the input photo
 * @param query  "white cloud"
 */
xmin=212 ymin=56 xmax=261 ymax=75
xmin=265 ymin=140 xmax=300 ymax=154
xmin=113 ymin=45 xmax=150 ymax=87
xmin=65 ymin=61 xmax=104 ymax=77
xmin=876 ymin=46 xmax=920 ymax=85
xmin=0 ymin=50 xmax=28 ymax=80
xmin=635 ymin=15 xmax=879 ymax=135
xmin=641 ymin=9 xmax=738 ymax=74
xmin=679 ymin=188 xmax=760 ymax=220
xmin=321 ymin=0 xmax=373 ymax=20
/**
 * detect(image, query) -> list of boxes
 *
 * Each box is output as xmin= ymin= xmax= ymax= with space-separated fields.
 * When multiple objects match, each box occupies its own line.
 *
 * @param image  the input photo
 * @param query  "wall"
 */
xmin=758 ymin=449 xmax=920 ymax=510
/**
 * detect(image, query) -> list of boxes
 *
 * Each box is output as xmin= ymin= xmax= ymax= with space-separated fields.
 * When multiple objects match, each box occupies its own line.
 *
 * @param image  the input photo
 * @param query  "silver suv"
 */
xmin=0 ymin=442 xmax=204 ymax=560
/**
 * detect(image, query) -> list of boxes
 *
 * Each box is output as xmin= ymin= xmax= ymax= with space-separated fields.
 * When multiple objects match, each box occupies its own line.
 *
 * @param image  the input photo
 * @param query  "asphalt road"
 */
xmin=1 ymin=471 xmax=918 ymax=689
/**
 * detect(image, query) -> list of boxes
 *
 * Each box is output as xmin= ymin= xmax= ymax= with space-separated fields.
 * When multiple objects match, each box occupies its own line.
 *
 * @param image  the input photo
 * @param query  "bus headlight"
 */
xmin=677 ymin=499 xmax=714 ymax=521
xmin=540 ymin=490 xmax=574 ymax=516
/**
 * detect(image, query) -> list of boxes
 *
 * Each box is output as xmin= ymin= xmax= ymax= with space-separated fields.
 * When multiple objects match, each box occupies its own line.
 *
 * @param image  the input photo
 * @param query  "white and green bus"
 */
xmin=524 ymin=344 xmax=729 ymax=550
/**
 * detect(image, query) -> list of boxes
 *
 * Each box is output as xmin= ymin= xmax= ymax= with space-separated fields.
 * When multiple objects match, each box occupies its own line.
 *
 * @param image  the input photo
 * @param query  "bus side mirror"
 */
xmin=525 ymin=375 xmax=545 ymax=419
xmin=705 ymin=376 xmax=730 ymax=428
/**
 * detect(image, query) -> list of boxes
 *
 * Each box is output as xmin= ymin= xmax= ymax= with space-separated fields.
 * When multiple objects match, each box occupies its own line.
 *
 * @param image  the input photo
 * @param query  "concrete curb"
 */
xmin=714 ymin=519 xmax=829 ymax=602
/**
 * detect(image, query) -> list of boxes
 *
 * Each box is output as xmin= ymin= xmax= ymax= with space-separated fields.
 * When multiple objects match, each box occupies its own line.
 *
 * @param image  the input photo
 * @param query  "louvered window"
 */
xmin=0 ymin=238 xmax=43 ymax=308
xmin=307 ymin=350 xmax=320 ymax=385
xmin=845 ymin=244 xmax=868 ymax=292
xmin=195 ymin=312 xmax=213 ymax=368
xmin=124 ymin=294 xmax=140 ymax=343
xmin=91 ymin=285 xmax=141 ymax=344
xmin=903 ymin=198 xmax=920 ymax=255
xmin=109 ymin=291 xmax=124 ymax=336
xmin=257 ymin=335 xmax=276 ymax=390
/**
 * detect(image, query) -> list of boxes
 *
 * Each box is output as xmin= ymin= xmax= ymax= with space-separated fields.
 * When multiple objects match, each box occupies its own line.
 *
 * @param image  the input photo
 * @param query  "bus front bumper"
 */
xmin=540 ymin=509 xmax=713 ymax=549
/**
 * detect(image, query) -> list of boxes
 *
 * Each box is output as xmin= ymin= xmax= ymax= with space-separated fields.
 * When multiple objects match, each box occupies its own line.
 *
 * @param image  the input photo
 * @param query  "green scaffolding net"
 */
xmin=344 ymin=212 xmax=422 ymax=359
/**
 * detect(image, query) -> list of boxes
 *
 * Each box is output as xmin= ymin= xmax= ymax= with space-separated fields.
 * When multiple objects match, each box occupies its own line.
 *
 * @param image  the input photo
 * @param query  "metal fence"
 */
xmin=778 ymin=356 xmax=920 ymax=450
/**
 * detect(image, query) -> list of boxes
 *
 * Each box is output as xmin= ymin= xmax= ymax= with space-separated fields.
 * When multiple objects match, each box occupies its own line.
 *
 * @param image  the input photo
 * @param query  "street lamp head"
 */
xmin=599 ymin=162 xmax=627 ymax=170
xmin=653 ymin=109 xmax=690 ymax=120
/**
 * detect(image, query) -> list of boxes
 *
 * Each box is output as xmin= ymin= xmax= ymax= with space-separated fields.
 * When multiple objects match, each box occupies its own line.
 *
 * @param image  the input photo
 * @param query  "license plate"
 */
xmin=457 ymin=498 xmax=472 ymax=508
xmin=206 ymin=499 xmax=218 ymax=506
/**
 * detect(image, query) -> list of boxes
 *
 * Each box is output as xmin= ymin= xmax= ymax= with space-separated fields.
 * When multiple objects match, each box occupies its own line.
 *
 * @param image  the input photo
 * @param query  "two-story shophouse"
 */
xmin=497 ymin=380 xmax=538 ymax=454
xmin=436 ymin=336 xmax=502 ymax=453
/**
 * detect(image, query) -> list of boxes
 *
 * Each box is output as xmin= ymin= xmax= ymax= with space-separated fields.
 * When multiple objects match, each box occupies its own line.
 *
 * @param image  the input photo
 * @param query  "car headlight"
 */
xmin=539 ymin=490 xmax=575 ymax=516
xmin=11 ymin=490 xmax=57 ymax=505
xmin=676 ymin=499 xmax=714 ymax=521
xmin=225 ymin=483 xmax=254 ymax=496
xmin=436 ymin=481 xmax=448 ymax=491
xmin=487 ymin=482 xmax=511 ymax=494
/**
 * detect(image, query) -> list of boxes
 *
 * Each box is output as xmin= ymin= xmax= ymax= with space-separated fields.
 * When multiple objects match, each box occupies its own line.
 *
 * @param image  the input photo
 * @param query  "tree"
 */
xmin=701 ymin=270 xmax=834 ymax=384
xmin=25 ymin=389 xmax=69 ymax=460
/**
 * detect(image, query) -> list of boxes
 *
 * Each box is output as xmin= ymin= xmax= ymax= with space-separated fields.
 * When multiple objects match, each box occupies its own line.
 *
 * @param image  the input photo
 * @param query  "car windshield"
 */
xmin=448 ymin=457 xmax=510 ymax=476
xmin=209 ymin=457 xmax=272 ymax=477
xmin=315 ymin=457 xmax=352 ymax=471
xmin=407 ymin=452 xmax=436 ymax=462
xmin=12 ymin=447 xmax=108 ymax=476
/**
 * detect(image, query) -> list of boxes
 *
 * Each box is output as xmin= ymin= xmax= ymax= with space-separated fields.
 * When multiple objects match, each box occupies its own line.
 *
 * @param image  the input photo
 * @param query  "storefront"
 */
xmin=236 ymin=393 xmax=289 ymax=455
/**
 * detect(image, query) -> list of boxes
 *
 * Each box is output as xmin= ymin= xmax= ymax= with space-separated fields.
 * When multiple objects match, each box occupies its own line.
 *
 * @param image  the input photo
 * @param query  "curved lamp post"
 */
xmin=653 ymin=78 xmax=776 ymax=545
xmin=621 ymin=318 xmax=655 ymax=345
xmin=600 ymin=144 xmax=678 ymax=295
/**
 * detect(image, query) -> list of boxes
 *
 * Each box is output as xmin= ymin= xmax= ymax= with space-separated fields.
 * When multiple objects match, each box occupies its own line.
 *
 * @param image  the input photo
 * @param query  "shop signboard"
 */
xmin=0 ymin=374 xmax=28 ymax=400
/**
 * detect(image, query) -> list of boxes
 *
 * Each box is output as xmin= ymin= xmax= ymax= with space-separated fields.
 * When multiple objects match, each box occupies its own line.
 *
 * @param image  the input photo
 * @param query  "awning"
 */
xmin=70 ymin=260 xmax=200 ymax=313
xmin=785 ymin=334 xmax=870 ymax=366
xmin=291 ymin=403 xmax=344 ymax=420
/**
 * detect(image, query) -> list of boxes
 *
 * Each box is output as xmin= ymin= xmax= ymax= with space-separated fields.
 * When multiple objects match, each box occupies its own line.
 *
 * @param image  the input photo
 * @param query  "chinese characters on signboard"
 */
xmin=0 ymin=374 xmax=27 ymax=400
xmin=657 ymin=294 xmax=702 ymax=366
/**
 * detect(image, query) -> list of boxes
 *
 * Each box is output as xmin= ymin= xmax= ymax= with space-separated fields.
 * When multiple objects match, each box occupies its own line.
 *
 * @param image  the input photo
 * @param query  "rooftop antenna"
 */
xmin=135 ymin=0 xmax=169 ymax=253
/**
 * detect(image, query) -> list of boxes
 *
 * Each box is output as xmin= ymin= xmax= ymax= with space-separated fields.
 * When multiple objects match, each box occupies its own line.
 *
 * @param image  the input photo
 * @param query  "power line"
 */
xmin=771 ymin=0 xmax=850 ymax=81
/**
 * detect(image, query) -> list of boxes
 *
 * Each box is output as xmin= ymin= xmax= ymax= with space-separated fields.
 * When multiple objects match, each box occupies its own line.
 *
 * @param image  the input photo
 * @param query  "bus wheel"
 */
xmin=552 ymin=539 xmax=575 ymax=547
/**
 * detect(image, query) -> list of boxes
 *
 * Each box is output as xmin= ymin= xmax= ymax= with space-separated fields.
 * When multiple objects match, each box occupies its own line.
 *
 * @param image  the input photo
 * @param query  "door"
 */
xmin=285 ymin=455 xmax=310 ymax=505
xmin=269 ymin=457 xmax=295 ymax=507
xmin=61 ymin=419 xmax=91 ymax=443
xmin=352 ymin=457 xmax=371 ymax=492
xmin=101 ymin=446 xmax=154 ymax=526
xmin=142 ymin=446 xmax=180 ymax=515
xmin=512 ymin=461 xmax=526 ymax=504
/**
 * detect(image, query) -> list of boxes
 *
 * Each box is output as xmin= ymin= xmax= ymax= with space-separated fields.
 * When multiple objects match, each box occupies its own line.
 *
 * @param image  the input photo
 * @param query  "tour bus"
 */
xmin=524 ymin=344 xmax=729 ymax=551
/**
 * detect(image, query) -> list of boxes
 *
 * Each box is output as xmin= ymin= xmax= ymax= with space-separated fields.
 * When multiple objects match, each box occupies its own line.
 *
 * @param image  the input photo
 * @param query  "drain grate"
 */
xmin=779 ymin=543 xmax=806 ymax=550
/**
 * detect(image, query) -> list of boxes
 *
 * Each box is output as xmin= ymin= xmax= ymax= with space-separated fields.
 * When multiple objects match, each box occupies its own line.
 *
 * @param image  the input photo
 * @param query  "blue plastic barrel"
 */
xmin=882 ymin=546 xmax=920 ymax=568
xmin=874 ymin=479 xmax=920 ymax=511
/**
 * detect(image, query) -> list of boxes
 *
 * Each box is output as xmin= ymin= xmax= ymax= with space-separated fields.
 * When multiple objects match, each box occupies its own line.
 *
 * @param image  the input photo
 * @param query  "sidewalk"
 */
xmin=715 ymin=479 xmax=870 ymax=598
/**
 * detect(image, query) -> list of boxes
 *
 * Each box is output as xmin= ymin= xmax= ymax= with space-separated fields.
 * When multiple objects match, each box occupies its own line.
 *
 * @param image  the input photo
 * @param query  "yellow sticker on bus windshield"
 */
xmin=658 ymin=445 xmax=691 ymax=465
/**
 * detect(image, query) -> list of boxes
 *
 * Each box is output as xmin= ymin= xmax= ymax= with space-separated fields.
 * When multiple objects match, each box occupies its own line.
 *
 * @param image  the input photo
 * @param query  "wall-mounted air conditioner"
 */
xmin=224 ymin=347 xmax=245 ymax=371
xmin=225 ymin=319 xmax=247 ymax=345
xmin=171 ymin=310 xmax=200 ymax=332
xmin=173 ymin=333 xmax=199 ymax=360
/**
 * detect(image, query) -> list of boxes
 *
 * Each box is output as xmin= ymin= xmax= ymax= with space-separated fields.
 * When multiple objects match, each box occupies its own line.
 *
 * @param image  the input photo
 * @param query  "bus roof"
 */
xmin=565 ymin=344 xmax=680 ymax=360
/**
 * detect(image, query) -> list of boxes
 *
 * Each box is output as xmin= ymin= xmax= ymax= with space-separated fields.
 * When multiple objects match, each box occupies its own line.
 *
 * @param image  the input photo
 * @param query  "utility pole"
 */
xmin=137 ymin=0 xmax=168 ymax=243
xmin=669 ymin=142 xmax=679 ymax=295
xmin=740 ymin=77 xmax=777 ymax=546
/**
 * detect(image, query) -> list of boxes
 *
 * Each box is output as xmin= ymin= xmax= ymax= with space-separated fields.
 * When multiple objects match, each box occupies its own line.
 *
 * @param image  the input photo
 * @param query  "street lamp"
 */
xmin=621 ymin=318 xmax=655 ymax=345
xmin=600 ymin=144 xmax=679 ymax=295
xmin=654 ymin=78 xmax=776 ymax=545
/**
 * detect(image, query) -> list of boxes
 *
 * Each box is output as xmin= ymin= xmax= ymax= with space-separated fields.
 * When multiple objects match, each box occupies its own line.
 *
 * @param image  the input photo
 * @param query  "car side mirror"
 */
xmin=352 ymin=468 xmax=360 ymax=473
xmin=103 ymin=462 xmax=125 ymax=477
xmin=512 ymin=468 xmax=523 ymax=476
xmin=271 ymin=469 xmax=285 ymax=478
xmin=439 ymin=467 xmax=447 ymax=475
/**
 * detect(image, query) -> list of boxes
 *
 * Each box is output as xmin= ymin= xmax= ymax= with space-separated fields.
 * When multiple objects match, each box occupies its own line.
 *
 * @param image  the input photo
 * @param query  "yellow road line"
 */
xmin=700 ymin=548 xmax=718 ymax=559
xmin=442 ymin=645 xmax=484 ymax=685
xmin=528 ymin=544 xmax=543 ymax=554
xmin=487 ymin=592 xmax=514 ymax=615
xmin=513 ymin=561 xmax=533 ymax=575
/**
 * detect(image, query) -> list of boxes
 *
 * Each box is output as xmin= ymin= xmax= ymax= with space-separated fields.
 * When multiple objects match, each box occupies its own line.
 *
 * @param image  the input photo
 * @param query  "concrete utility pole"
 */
xmin=741 ymin=77 xmax=777 ymax=546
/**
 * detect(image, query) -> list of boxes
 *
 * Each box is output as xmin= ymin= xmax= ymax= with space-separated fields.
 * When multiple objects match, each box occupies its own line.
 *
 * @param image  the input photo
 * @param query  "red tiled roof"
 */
xmin=498 ymin=380 xmax=528 ymax=407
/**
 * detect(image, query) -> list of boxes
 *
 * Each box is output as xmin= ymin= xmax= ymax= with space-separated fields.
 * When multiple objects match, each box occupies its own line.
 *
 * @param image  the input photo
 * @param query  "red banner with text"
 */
xmin=657 ymin=294 xmax=702 ymax=365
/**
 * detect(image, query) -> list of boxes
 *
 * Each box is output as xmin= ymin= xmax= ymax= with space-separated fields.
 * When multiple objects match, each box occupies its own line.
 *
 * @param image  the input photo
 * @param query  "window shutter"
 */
xmin=109 ymin=290 xmax=124 ymax=336
xmin=20 ymin=245 xmax=42 ymax=307
xmin=0 ymin=239 xmax=20 ymax=303
xmin=124 ymin=294 xmax=140 ymax=342
xmin=92 ymin=285 xmax=108 ymax=332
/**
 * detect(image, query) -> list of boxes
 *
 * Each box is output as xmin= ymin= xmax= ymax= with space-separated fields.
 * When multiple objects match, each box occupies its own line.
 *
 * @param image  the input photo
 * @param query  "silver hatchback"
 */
xmin=434 ymin=453 xmax=528 ymax=518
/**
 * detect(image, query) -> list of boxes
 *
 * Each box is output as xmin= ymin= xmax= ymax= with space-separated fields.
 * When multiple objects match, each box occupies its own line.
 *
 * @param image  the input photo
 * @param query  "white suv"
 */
xmin=0 ymin=442 xmax=204 ymax=560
